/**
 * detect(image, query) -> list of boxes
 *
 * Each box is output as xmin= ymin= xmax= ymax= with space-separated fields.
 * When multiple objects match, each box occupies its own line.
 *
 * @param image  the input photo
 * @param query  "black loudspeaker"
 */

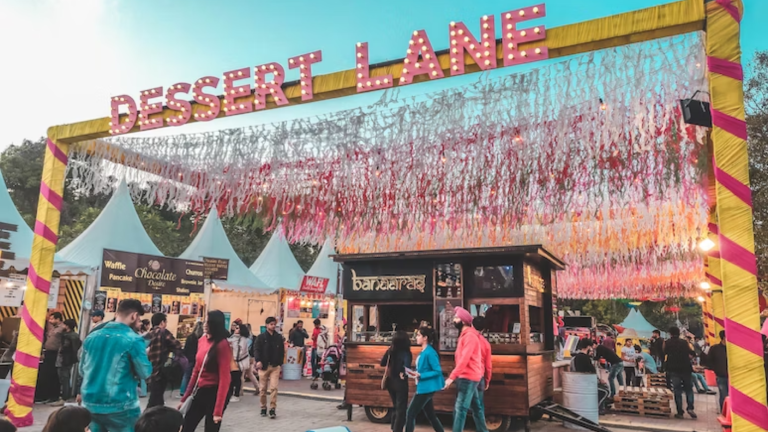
xmin=563 ymin=316 xmax=595 ymax=328
xmin=680 ymin=98 xmax=712 ymax=127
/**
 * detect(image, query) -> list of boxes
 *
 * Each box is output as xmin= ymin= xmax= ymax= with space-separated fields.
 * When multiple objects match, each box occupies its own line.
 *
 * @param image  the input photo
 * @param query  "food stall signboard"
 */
xmin=101 ymin=249 xmax=205 ymax=295
xmin=299 ymin=275 xmax=329 ymax=294
xmin=203 ymin=257 xmax=229 ymax=280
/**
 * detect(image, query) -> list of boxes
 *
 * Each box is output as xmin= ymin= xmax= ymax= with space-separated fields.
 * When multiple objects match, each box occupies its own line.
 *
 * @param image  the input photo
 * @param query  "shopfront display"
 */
xmin=337 ymin=245 xmax=564 ymax=430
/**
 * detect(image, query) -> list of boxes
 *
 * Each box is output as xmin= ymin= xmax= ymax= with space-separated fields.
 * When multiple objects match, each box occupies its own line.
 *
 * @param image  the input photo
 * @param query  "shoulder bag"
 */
xmin=180 ymin=340 xmax=218 ymax=416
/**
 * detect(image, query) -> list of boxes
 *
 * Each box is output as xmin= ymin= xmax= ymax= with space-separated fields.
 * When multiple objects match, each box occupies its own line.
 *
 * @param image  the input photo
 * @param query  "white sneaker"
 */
xmin=230 ymin=396 xmax=240 ymax=402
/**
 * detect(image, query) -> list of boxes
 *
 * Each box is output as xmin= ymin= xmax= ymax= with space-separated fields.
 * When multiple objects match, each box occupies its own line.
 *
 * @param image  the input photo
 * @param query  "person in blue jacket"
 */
xmin=404 ymin=326 xmax=445 ymax=432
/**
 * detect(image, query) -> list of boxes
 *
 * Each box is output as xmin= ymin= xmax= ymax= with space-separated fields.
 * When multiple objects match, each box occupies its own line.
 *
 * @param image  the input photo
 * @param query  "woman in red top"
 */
xmin=179 ymin=310 xmax=233 ymax=432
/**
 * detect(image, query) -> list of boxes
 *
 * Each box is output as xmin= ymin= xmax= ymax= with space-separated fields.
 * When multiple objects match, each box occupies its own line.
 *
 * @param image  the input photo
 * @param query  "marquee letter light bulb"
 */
xmin=501 ymin=3 xmax=549 ymax=67
xmin=192 ymin=76 xmax=221 ymax=121
xmin=139 ymin=87 xmax=165 ymax=131
xmin=400 ymin=30 xmax=444 ymax=85
xmin=254 ymin=62 xmax=289 ymax=108
xmin=698 ymin=237 xmax=715 ymax=252
xmin=166 ymin=83 xmax=192 ymax=126
xmin=449 ymin=15 xmax=497 ymax=76
xmin=355 ymin=42 xmax=393 ymax=94
xmin=109 ymin=95 xmax=138 ymax=135
xmin=289 ymin=50 xmax=323 ymax=101
xmin=223 ymin=67 xmax=253 ymax=116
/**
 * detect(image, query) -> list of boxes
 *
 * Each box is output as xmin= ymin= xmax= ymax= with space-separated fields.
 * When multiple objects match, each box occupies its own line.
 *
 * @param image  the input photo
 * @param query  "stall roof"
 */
xmin=0 ymin=169 xmax=90 ymax=275
xmin=618 ymin=309 xmax=660 ymax=338
xmin=179 ymin=208 xmax=271 ymax=293
xmin=333 ymin=245 xmax=566 ymax=270
xmin=249 ymin=227 xmax=305 ymax=289
xmin=306 ymin=239 xmax=340 ymax=295
xmin=58 ymin=180 xmax=163 ymax=268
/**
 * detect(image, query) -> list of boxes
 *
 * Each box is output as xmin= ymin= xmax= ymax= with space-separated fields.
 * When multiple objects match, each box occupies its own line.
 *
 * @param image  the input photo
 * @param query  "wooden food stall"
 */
xmin=335 ymin=245 xmax=565 ymax=432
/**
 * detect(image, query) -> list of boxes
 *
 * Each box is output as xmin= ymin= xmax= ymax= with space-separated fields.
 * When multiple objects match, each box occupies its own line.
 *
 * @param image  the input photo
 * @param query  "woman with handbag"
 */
xmin=179 ymin=310 xmax=233 ymax=432
xmin=380 ymin=330 xmax=412 ymax=432
xmin=228 ymin=324 xmax=251 ymax=402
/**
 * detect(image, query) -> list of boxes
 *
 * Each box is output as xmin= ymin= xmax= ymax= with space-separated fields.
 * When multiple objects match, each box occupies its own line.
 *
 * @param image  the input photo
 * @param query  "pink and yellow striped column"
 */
xmin=707 ymin=221 xmax=725 ymax=342
xmin=4 ymin=137 xmax=69 ymax=426
xmin=707 ymin=1 xmax=768 ymax=430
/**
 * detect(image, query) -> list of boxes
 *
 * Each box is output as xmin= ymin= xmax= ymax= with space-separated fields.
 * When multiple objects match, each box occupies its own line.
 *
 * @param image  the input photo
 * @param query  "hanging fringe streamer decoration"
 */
xmin=68 ymin=33 xmax=709 ymax=300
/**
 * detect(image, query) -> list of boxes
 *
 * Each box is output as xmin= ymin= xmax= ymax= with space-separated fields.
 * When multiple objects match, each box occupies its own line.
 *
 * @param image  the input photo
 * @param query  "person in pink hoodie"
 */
xmin=442 ymin=307 xmax=488 ymax=432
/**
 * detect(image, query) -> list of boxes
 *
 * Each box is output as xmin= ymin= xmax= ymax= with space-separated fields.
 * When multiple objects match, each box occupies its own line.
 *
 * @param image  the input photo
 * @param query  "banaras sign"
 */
xmin=108 ymin=4 xmax=548 ymax=135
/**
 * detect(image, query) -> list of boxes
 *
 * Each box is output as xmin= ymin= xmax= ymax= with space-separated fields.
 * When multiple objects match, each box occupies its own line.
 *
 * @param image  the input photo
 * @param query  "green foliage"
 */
xmin=746 ymin=51 xmax=768 ymax=286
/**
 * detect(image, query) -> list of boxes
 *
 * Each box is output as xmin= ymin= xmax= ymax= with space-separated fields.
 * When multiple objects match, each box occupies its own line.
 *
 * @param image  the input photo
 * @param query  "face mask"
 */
xmin=454 ymin=321 xmax=464 ymax=331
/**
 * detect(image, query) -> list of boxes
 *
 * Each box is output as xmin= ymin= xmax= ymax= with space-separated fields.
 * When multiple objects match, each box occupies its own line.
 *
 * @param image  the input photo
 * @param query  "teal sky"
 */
xmin=0 ymin=0 xmax=766 ymax=149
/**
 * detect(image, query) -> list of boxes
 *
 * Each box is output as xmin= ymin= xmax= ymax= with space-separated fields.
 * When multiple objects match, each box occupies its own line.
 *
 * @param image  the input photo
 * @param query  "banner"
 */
xmin=0 ymin=274 xmax=26 ymax=307
xmin=299 ymin=275 xmax=329 ymax=294
xmin=203 ymin=257 xmax=229 ymax=280
xmin=101 ymin=249 xmax=205 ymax=295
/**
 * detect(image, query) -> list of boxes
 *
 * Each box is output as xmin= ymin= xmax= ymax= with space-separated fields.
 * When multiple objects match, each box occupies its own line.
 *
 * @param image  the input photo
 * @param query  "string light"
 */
xmin=699 ymin=238 xmax=715 ymax=251
xmin=700 ymin=281 xmax=711 ymax=290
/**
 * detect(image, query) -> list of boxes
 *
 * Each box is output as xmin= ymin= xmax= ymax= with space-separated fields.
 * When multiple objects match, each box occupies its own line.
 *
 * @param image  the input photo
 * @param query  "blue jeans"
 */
xmin=453 ymin=378 xmax=481 ymax=432
xmin=471 ymin=378 xmax=488 ymax=432
xmin=692 ymin=373 xmax=710 ymax=392
xmin=179 ymin=362 xmax=195 ymax=395
xmin=716 ymin=376 xmax=729 ymax=412
xmin=669 ymin=372 xmax=695 ymax=414
xmin=607 ymin=363 xmax=625 ymax=397
xmin=90 ymin=407 xmax=141 ymax=432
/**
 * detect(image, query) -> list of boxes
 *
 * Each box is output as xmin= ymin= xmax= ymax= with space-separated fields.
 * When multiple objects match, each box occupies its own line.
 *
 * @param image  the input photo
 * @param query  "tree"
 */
xmin=746 ymin=51 xmax=768 ymax=286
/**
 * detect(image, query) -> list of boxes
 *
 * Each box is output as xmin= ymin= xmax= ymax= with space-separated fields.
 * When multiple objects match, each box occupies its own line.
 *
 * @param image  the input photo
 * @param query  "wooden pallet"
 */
xmin=613 ymin=409 xmax=672 ymax=419
xmin=649 ymin=373 xmax=668 ymax=388
xmin=616 ymin=386 xmax=673 ymax=401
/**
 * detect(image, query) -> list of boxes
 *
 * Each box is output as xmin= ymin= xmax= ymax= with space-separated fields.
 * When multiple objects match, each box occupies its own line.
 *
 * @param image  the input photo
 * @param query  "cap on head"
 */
xmin=91 ymin=310 xmax=105 ymax=318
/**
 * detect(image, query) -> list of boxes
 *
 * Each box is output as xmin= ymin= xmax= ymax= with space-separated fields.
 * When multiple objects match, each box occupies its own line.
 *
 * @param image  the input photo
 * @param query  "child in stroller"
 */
xmin=311 ymin=341 xmax=343 ymax=390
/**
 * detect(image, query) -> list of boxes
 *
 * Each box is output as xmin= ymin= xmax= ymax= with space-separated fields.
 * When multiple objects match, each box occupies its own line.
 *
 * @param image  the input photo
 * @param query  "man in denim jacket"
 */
xmin=79 ymin=299 xmax=152 ymax=432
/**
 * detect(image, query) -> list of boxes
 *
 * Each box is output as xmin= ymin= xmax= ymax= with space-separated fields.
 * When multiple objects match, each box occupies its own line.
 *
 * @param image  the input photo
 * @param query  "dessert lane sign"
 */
xmin=108 ymin=4 xmax=548 ymax=135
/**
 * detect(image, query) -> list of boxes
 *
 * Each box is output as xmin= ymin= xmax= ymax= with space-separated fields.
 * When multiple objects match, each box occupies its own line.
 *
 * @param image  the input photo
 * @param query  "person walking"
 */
xmin=243 ymin=323 xmax=260 ymax=395
xmin=621 ymin=339 xmax=637 ymax=386
xmin=145 ymin=313 xmax=183 ymax=409
xmin=50 ymin=319 xmax=81 ymax=406
xmin=37 ymin=312 xmax=65 ymax=403
xmin=706 ymin=330 xmax=728 ymax=411
xmin=227 ymin=323 xmax=251 ymax=402
xmin=664 ymin=326 xmax=697 ymax=419
xmin=591 ymin=339 xmax=624 ymax=397
xmin=381 ymin=330 xmax=412 ymax=432
xmin=179 ymin=310 xmax=233 ymax=432
xmin=253 ymin=316 xmax=285 ymax=419
xmin=649 ymin=329 xmax=665 ymax=371
xmin=405 ymin=326 xmax=444 ymax=432
xmin=311 ymin=319 xmax=329 ymax=379
xmin=571 ymin=339 xmax=610 ymax=415
xmin=179 ymin=321 xmax=203 ymax=396
xmin=79 ymin=299 xmax=152 ymax=432
xmin=442 ymin=307 xmax=488 ymax=432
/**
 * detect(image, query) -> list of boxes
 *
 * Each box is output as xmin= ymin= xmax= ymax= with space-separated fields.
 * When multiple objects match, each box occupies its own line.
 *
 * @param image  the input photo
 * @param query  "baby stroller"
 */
xmin=311 ymin=344 xmax=343 ymax=390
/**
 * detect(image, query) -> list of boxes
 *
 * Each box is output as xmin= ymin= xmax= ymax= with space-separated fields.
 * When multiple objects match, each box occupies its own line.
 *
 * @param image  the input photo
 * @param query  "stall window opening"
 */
xmin=351 ymin=303 xmax=431 ymax=343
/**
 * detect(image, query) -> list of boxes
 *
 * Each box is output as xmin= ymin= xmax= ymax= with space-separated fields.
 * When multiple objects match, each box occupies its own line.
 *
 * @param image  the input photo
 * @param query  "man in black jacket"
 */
xmin=253 ymin=316 xmax=285 ymax=419
xmin=649 ymin=329 xmax=665 ymax=370
xmin=591 ymin=339 xmax=624 ymax=398
xmin=664 ymin=326 xmax=697 ymax=419
xmin=707 ymin=330 xmax=728 ymax=411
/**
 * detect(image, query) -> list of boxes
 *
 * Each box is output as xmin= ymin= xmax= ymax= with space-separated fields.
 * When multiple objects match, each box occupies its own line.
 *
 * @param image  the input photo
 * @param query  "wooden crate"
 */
xmin=616 ymin=386 xmax=672 ymax=402
xmin=613 ymin=386 xmax=672 ymax=418
xmin=649 ymin=373 xmax=667 ymax=388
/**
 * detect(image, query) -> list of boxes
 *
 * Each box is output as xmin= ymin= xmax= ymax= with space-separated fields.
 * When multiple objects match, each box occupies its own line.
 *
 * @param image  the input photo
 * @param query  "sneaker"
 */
xmin=261 ymin=408 xmax=268 ymax=417
xmin=706 ymin=390 xmax=717 ymax=395
xmin=674 ymin=414 xmax=685 ymax=419
xmin=269 ymin=409 xmax=276 ymax=419
xmin=230 ymin=396 xmax=240 ymax=403
xmin=687 ymin=409 xmax=698 ymax=419
xmin=49 ymin=399 xmax=65 ymax=407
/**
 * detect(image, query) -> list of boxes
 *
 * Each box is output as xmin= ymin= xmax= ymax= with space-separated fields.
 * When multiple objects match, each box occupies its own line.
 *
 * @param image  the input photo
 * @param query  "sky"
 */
xmin=0 ymin=0 xmax=766 ymax=150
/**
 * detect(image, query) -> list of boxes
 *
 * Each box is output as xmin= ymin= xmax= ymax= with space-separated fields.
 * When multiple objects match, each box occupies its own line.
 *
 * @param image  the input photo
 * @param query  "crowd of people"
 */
xmin=571 ymin=325 xmax=736 ymax=420
xmin=379 ymin=306 xmax=492 ymax=432
xmin=13 ymin=298 xmax=300 ymax=432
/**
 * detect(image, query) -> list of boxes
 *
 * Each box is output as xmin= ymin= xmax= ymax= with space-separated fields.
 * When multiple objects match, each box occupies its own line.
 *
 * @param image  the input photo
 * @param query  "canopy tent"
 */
xmin=58 ymin=180 xmax=162 ymax=267
xmin=0 ymin=169 xmax=88 ymax=275
xmin=179 ymin=208 xmax=270 ymax=293
xmin=305 ymin=239 xmax=340 ymax=295
xmin=618 ymin=309 xmax=660 ymax=339
xmin=249 ymin=227 xmax=305 ymax=289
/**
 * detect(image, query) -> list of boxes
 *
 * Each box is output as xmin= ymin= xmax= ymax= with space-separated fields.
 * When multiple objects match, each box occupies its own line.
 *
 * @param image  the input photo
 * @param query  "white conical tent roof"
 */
xmin=58 ymin=180 xmax=163 ymax=267
xmin=0 ymin=169 xmax=88 ymax=274
xmin=618 ymin=308 xmax=660 ymax=339
xmin=306 ymin=239 xmax=340 ymax=295
xmin=249 ymin=227 xmax=305 ymax=289
xmin=180 ymin=208 xmax=270 ymax=293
